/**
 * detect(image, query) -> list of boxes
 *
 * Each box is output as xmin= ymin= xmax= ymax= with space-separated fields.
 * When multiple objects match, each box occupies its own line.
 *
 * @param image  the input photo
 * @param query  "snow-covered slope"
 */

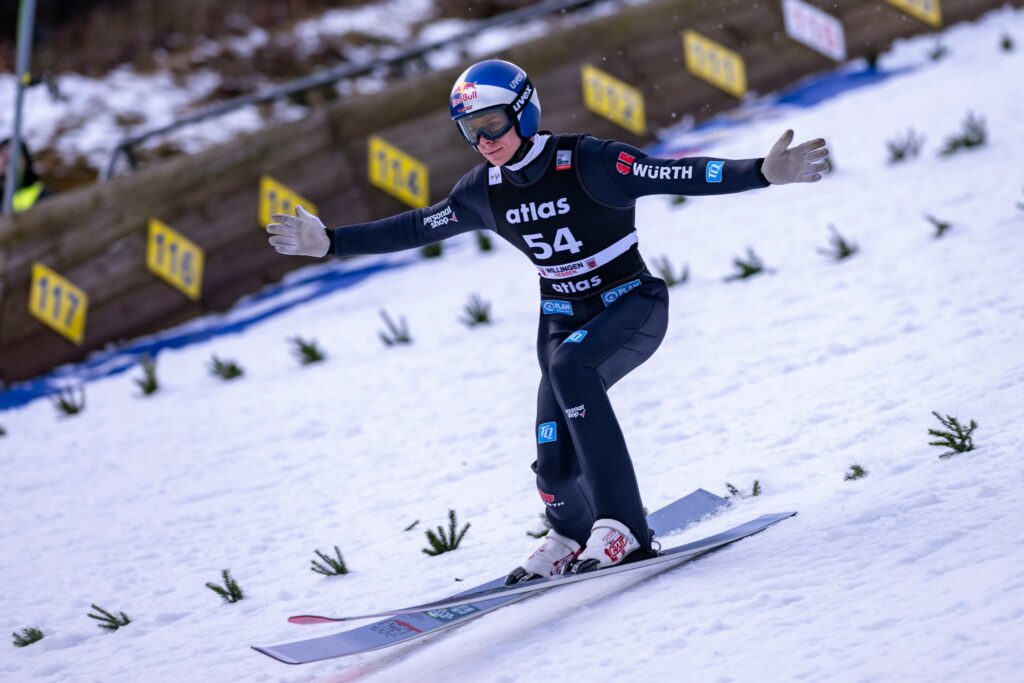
xmin=3 ymin=8 xmax=1024 ymax=682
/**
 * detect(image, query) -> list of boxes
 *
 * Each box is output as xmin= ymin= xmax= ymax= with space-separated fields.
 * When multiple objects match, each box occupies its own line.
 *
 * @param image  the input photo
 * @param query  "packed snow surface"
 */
xmin=3 ymin=8 xmax=1024 ymax=682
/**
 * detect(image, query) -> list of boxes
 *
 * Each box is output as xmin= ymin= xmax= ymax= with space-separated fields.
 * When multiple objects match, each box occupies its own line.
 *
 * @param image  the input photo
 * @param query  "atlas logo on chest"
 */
xmin=505 ymin=198 xmax=571 ymax=224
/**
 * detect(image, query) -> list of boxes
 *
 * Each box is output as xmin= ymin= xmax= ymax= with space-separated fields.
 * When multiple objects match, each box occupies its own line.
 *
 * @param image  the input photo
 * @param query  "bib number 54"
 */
xmin=524 ymin=228 xmax=583 ymax=260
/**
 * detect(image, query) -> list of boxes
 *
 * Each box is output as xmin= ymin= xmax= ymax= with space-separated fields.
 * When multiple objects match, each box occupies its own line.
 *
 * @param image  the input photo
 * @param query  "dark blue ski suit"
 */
xmin=328 ymin=133 xmax=770 ymax=551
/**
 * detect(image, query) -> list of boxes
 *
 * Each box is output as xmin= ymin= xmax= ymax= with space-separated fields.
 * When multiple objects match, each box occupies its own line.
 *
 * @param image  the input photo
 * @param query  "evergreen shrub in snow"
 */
xmin=12 ymin=627 xmax=43 ymax=647
xmin=88 ymin=604 xmax=131 ymax=631
xmin=527 ymin=512 xmax=552 ymax=539
xmin=724 ymin=248 xmax=772 ymax=282
xmin=291 ymin=337 xmax=326 ymax=365
xmin=887 ymin=128 xmax=925 ymax=164
xmin=134 ymin=354 xmax=159 ymax=395
xmin=52 ymin=386 xmax=85 ymax=416
xmin=0 ymin=425 xmax=6 ymax=437
xmin=725 ymin=480 xmax=762 ymax=499
xmin=651 ymin=255 xmax=690 ymax=287
xmin=1001 ymin=34 xmax=1014 ymax=51
xmin=845 ymin=464 xmax=868 ymax=480
xmin=206 ymin=569 xmax=244 ymax=603
xmin=379 ymin=310 xmax=412 ymax=346
xmin=460 ymin=293 xmax=492 ymax=327
xmin=929 ymin=412 xmax=978 ymax=459
xmin=818 ymin=225 xmax=859 ymax=261
xmin=925 ymin=214 xmax=953 ymax=238
xmin=940 ymin=112 xmax=987 ymax=156
xmin=928 ymin=42 xmax=950 ymax=61
xmin=423 ymin=510 xmax=471 ymax=556
xmin=208 ymin=355 xmax=244 ymax=380
xmin=476 ymin=230 xmax=493 ymax=252
xmin=420 ymin=242 xmax=443 ymax=258
xmin=310 ymin=546 xmax=348 ymax=576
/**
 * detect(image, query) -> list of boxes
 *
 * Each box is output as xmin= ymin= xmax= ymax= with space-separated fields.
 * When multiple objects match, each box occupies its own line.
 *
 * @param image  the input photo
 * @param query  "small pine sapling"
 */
xmin=1016 ymin=188 xmax=1023 ymax=212
xmin=52 ymin=385 xmax=86 ymax=416
xmin=863 ymin=49 xmax=880 ymax=71
xmin=0 ymin=425 xmax=6 ymax=437
xmin=88 ymin=604 xmax=131 ymax=631
xmin=206 ymin=569 xmax=245 ymax=603
xmin=527 ymin=513 xmax=552 ymax=539
xmin=404 ymin=520 xmax=420 ymax=531
xmin=928 ymin=42 xmax=949 ymax=61
xmin=379 ymin=310 xmax=412 ymax=346
xmin=670 ymin=195 xmax=688 ymax=206
xmin=928 ymin=412 xmax=978 ymax=459
xmin=651 ymin=255 xmax=690 ymax=287
xmin=422 ymin=509 xmax=471 ymax=556
xmin=724 ymin=248 xmax=771 ymax=282
xmin=208 ymin=355 xmax=244 ymax=380
xmin=475 ymin=231 xmax=493 ymax=252
xmin=134 ymin=354 xmax=159 ymax=395
xmin=844 ymin=464 xmax=868 ymax=480
xmin=1001 ymin=34 xmax=1014 ymax=52
xmin=420 ymin=242 xmax=443 ymax=258
xmin=886 ymin=128 xmax=925 ymax=164
xmin=925 ymin=214 xmax=952 ymax=238
xmin=940 ymin=112 xmax=987 ymax=156
xmin=817 ymin=225 xmax=859 ymax=261
xmin=12 ymin=627 xmax=44 ymax=647
xmin=310 ymin=546 xmax=349 ymax=576
xmin=460 ymin=293 xmax=492 ymax=327
xmin=291 ymin=337 xmax=326 ymax=365
xmin=725 ymin=480 xmax=761 ymax=499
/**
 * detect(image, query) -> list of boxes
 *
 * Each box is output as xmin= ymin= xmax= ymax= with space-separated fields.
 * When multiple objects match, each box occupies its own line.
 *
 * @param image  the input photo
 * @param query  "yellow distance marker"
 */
xmin=884 ymin=0 xmax=942 ymax=28
xmin=147 ymin=218 xmax=205 ymax=301
xmin=29 ymin=262 xmax=89 ymax=345
xmin=581 ymin=64 xmax=647 ymax=136
xmin=260 ymin=175 xmax=318 ymax=228
xmin=682 ymin=30 xmax=748 ymax=99
xmin=368 ymin=135 xmax=430 ymax=208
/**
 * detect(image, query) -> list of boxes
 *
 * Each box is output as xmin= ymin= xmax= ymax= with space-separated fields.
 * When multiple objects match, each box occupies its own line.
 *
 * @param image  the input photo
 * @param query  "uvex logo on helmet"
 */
xmin=450 ymin=82 xmax=478 ymax=114
xmin=511 ymin=83 xmax=534 ymax=114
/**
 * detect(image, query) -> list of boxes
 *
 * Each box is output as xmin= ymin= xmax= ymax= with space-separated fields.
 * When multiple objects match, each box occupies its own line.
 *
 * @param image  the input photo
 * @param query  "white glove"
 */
xmin=761 ymin=129 xmax=830 ymax=184
xmin=267 ymin=205 xmax=330 ymax=257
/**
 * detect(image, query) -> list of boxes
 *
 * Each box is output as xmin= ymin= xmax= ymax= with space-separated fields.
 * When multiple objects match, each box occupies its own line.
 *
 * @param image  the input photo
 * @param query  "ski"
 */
xmin=253 ymin=488 xmax=727 ymax=665
xmin=286 ymin=511 xmax=795 ymax=625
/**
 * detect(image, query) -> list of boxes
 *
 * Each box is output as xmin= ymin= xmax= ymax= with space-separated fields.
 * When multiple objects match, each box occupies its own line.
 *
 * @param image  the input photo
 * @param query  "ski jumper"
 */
xmin=328 ymin=133 xmax=770 ymax=551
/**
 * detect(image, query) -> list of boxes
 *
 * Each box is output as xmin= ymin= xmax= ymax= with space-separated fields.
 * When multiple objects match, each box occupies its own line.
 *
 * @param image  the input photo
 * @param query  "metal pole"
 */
xmin=2 ymin=0 xmax=37 ymax=215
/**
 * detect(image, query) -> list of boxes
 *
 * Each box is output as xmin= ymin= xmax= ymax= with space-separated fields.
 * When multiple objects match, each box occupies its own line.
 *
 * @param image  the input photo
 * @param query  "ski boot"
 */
xmin=562 ymin=518 xmax=657 ymax=575
xmin=505 ymin=530 xmax=582 ymax=585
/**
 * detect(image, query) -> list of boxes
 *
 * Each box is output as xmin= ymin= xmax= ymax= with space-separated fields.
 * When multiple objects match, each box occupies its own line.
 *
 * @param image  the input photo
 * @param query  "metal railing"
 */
xmin=101 ymin=0 xmax=614 ymax=181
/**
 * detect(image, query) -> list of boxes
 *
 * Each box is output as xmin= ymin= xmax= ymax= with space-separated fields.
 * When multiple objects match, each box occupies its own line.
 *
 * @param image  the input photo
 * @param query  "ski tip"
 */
xmin=288 ymin=615 xmax=338 ymax=625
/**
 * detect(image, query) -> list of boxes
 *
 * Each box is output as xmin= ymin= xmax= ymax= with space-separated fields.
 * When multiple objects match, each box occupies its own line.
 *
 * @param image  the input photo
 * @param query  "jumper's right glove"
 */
xmin=267 ymin=205 xmax=330 ymax=257
xmin=761 ymin=129 xmax=830 ymax=184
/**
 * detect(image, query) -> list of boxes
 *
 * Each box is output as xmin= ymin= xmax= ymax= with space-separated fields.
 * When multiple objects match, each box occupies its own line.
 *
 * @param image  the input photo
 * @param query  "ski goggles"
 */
xmin=455 ymin=106 xmax=517 ymax=146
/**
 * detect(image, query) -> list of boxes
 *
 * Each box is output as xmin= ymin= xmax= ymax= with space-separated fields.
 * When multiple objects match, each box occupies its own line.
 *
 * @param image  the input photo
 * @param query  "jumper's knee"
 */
xmin=547 ymin=347 xmax=598 ymax=402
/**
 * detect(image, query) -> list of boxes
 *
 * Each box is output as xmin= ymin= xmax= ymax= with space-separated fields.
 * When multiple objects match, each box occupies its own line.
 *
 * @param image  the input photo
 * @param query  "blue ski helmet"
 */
xmin=449 ymin=59 xmax=541 ymax=146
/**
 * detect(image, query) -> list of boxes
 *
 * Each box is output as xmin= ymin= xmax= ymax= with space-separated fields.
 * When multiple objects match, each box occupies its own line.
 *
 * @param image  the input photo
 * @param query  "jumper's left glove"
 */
xmin=267 ymin=205 xmax=330 ymax=257
xmin=761 ymin=129 xmax=830 ymax=184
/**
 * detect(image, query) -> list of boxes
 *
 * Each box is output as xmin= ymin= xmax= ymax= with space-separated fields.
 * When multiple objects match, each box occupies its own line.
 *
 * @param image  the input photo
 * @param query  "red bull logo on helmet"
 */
xmin=451 ymin=82 xmax=478 ymax=114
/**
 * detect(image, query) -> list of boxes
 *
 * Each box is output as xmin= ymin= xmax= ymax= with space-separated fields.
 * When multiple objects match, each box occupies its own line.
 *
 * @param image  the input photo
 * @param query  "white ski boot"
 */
xmin=563 ymin=518 xmax=649 ymax=575
xmin=505 ymin=530 xmax=582 ymax=585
